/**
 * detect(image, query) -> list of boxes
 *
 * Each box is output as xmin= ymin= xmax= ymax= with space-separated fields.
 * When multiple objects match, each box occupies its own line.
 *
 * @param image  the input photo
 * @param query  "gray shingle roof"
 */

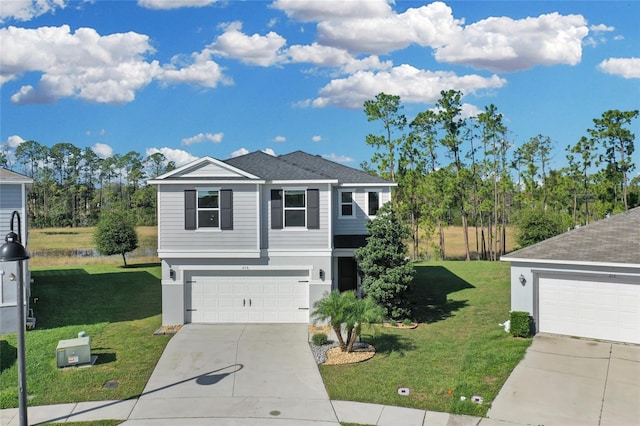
xmin=502 ymin=206 xmax=640 ymax=265
xmin=0 ymin=168 xmax=31 ymax=181
xmin=224 ymin=150 xmax=392 ymax=185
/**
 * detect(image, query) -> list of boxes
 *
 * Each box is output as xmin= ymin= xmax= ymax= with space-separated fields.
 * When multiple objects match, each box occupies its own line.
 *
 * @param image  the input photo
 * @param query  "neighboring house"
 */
xmin=502 ymin=206 xmax=640 ymax=344
xmin=0 ymin=168 xmax=33 ymax=334
xmin=149 ymin=150 xmax=395 ymax=325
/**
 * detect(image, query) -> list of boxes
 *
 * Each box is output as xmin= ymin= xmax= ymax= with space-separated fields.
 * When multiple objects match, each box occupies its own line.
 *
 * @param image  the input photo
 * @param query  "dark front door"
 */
xmin=338 ymin=257 xmax=358 ymax=292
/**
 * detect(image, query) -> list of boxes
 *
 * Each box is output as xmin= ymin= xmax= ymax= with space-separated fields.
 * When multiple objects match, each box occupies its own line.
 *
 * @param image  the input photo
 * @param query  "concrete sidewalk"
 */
xmin=1 ymin=399 xmax=513 ymax=426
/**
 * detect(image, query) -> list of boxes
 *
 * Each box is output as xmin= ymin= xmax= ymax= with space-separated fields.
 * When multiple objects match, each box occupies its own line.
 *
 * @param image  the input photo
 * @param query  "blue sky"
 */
xmin=1 ymin=0 xmax=639 ymax=173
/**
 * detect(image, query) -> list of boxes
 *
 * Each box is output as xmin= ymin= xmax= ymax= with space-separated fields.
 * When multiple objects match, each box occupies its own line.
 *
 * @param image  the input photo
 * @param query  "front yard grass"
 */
xmin=319 ymin=261 xmax=531 ymax=417
xmin=0 ymin=263 xmax=171 ymax=409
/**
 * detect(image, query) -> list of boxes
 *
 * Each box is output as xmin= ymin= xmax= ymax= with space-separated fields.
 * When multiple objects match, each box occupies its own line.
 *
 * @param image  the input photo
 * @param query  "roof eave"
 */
xmin=500 ymin=256 xmax=640 ymax=269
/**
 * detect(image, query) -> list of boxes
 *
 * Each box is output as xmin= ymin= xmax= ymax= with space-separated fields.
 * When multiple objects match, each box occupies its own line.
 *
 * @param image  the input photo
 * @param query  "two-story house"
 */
xmin=0 ymin=168 xmax=33 ymax=334
xmin=149 ymin=150 xmax=395 ymax=326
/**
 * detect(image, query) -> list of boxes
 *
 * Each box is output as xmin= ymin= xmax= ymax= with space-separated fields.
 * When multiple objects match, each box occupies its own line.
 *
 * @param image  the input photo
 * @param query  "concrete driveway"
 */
xmin=125 ymin=324 xmax=339 ymax=425
xmin=487 ymin=333 xmax=640 ymax=426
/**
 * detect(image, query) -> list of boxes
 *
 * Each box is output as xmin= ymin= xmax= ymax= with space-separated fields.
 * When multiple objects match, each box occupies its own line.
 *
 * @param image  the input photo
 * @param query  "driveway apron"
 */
xmin=127 ymin=324 xmax=339 ymax=424
xmin=487 ymin=334 xmax=640 ymax=426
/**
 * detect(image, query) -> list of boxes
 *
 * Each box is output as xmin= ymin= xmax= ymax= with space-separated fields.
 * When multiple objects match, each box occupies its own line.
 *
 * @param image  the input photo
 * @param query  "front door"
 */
xmin=338 ymin=257 xmax=358 ymax=292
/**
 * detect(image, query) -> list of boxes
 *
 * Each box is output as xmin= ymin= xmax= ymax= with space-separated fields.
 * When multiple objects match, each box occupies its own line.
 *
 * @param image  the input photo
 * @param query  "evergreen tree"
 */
xmin=355 ymin=203 xmax=414 ymax=319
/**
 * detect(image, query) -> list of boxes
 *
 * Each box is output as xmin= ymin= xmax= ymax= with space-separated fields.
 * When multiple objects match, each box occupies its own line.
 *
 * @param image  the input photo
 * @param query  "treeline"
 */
xmin=2 ymin=141 xmax=175 ymax=228
xmin=363 ymin=91 xmax=639 ymax=261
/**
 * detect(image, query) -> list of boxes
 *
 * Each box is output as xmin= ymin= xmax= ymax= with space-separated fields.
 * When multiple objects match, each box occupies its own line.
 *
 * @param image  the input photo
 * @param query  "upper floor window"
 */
xmin=271 ymin=188 xmax=320 ymax=230
xmin=198 ymin=189 xmax=219 ymax=228
xmin=284 ymin=189 xmax=306 ymax=227
xmin=340 ymin=191 xmax=354 ymax=217
xmin=185 ymin=188 xmax=233 ymax=230
xmin=367 ymin=190 xmax=381 ymax=216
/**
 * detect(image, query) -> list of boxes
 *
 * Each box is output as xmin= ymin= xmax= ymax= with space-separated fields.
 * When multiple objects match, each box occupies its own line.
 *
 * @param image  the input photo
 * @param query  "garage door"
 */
xmin=538 ymin=274 xmax=640 ymax=344
xmin=186 ymin=270 xmax=309 ymax=323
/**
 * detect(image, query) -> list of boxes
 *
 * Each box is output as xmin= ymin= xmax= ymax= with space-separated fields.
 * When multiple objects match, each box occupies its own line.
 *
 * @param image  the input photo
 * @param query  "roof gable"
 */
xmin=502 ymin=206 xmax=640 ymax=266
xmin=150 ymin=156 xmax=260 ymax=182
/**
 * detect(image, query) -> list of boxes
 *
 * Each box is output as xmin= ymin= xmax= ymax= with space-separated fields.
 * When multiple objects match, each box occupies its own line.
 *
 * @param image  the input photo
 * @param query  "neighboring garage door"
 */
xmin=186 ymin=270 xmax=309 ymax=323
xmin=538 ymin=274 xmax=640 ymax=344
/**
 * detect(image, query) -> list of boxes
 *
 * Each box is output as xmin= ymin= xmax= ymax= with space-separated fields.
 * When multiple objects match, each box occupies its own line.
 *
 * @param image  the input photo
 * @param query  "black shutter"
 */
xmin=271 ymin=189 xmax=283 ymax=229
xmin=185 ymin=190 xmax=196 ymax=230
xmin=220 ymin=189 xmax=233 ymax=230
xmin=307 ymin=189 xmax=320 ymax=229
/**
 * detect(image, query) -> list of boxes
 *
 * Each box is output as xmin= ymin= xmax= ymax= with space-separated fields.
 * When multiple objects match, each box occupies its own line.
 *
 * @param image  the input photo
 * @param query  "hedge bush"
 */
xmin=510 ymin=311 xmax=533 ymax=337
xmin=312 ymin=333 xmax=328 ymax=346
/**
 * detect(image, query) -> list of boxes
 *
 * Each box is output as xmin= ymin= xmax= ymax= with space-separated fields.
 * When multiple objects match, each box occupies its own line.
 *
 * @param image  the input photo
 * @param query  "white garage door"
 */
xmin=186 ymin=270 xmax=309 ymax=323
xmin=538 ymin=274 xmax=640 ymax=344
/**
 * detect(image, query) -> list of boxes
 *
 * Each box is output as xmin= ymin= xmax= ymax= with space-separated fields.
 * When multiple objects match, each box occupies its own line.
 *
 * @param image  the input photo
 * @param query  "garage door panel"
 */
xmin=539 ymin=276 xmax=640 ymax=344
xmin=187 ymin=272 xmax=309 ymax=324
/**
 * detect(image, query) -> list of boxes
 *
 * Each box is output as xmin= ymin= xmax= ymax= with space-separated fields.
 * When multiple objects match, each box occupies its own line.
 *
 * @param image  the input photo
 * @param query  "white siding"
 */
xmin=158 ymin=184 xmax=258 ymax=252
xmin=264 ymin=184 xmax=330 ymax=250
xmin=334 ymin=187 xmax=392 ymax=235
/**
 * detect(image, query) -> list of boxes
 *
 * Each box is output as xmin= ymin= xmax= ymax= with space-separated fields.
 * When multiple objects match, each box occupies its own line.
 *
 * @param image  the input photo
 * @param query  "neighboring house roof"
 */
xmin=0 ymin=168 xmax=33 ymax=184
xmin=224 ymin=150 xmax=393 ymax=185
xmin=502 ymin=206 xmax=640 ymax=267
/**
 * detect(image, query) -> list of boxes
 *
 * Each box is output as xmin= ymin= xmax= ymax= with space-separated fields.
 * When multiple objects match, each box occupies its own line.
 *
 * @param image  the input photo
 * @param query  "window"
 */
xmin=185 ymin=189 xmax=233 ymax=230
xmin=340 ymin=191 xmax=354 ymax=217
xmin=284 ymin=189 xmax=306 ymax=227
xmin=198 ymin=189 xmax=219 ymax=228
xmin=271 ymin=189 xmax=319 ymax=230
xmin=367 ymin=191 xmax=380 ymax=216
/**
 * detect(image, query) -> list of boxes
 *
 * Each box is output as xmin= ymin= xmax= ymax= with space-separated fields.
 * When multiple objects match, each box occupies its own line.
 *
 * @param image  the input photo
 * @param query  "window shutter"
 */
xmin=184 ymin=190 xmax=196 ymax=230
xmin=271 ymin=189 xmax=283 ymax=229
xmin=307 ymin=189 xmax=320 ymax=229
xmin=220 ymin=189 xmax=233 ymax=230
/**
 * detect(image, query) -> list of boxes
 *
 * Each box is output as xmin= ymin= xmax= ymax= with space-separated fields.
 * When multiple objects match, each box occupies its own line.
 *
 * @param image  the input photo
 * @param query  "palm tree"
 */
xmin=312 ymin=291 xmax=385 ymax=352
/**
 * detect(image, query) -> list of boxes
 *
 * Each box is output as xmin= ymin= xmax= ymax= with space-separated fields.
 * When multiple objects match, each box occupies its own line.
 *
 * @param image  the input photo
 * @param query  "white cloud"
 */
xmin=316 ymin=1 xmax=461 ymax=55
xmin=262 ymin=148 xmax=276 ymax=156
xmin=0 ymin=0 xmax=66 ymax=22
xmin=273 ymin=136 xmax=286 ymax=143
xmin=598 ymin=57 xmax=640 ymax=79
xmin=272 ymin=0 xmax=392 ymax=22
xmin=138 ymin=0 xmax=219 ymax=10
xmin=282 ymin=1 xmax=588 ymax=73
xmin=92 ymin=143 xmax=113 ymax=159
xmin=210 ymin=23 xmax=287 ymax=67
xmin=1 ymin=25 xmax=159 ymax=103
xmin=146 ymin=147 xmax=198 ymax=166
xmin=312 ymin=135 xmax=322 ymax=142
xmin=160 ymin=48 xmax=232 ymax=88
xmin=1 ymin=25 xmax=231 ymax=104
xmin=181 ymin=132 xmax=224 ymax=146
xmin=7 ymin=135 xmax=25 ymax=148
xmin=435 ymin=12 xmax=589 ymax=72
xmin=307 ymin=64 xmax=506 ymax=109
xmin=285 ymin=43 xmax=392 ymax=73
xmin=230 ymin=148 xmax=249 ymax=158
xmin=322 ymin=153 xmax=353 ymax=163
xmin=590 ymin=24 xmax=615 ymax=32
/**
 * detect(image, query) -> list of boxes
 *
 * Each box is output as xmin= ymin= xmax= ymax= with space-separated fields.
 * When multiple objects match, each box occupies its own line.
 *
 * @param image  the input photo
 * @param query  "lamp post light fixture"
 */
xmin=0 ymin=212 xmax=31 ymax=426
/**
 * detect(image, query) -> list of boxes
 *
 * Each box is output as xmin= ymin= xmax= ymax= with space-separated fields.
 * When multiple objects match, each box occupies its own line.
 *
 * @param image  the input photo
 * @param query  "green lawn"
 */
xmin=319 ymin=261 xmax=531 ymax=417
xmin=0 ymin=263 xmax=171 ymax=409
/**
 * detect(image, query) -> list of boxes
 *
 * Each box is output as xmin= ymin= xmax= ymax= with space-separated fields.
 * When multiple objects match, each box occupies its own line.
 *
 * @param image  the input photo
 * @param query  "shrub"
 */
xmin=312 ymin=333 xmax=328 ymax=346
xmin=510 ymin=311 xmax=532 ymax=337
xmin=402 ymin=319 xmax=413 ymax=327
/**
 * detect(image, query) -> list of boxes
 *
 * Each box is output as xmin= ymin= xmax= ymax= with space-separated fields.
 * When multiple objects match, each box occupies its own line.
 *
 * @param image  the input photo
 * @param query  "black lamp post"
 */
xmin=0 ymin=212 xmax=30 ymax=426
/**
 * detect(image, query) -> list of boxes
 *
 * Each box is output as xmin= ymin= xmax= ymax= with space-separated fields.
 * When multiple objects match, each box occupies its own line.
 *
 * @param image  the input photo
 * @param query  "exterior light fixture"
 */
xmin=0 ymin=212 xmax=30 ymax=426
xmin=319 ymin=269 xmax=325 ymax=281
xmin=519 ymin=274 xmax=526 ymax=286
